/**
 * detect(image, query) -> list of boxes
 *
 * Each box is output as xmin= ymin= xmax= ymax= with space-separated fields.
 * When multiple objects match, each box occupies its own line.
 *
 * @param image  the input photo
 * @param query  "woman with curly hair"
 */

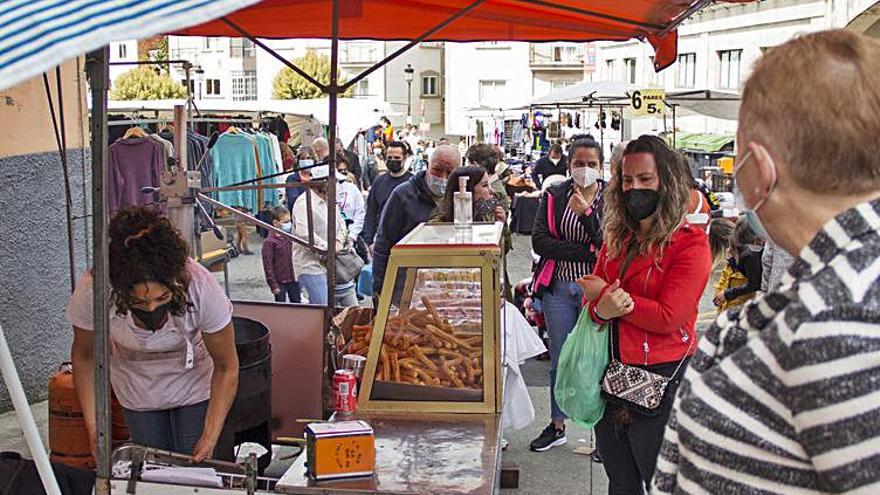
xmin=67 ymin=206 xmax=239 ymax=462
xmin=578 ymin=135 xmax=711 ymax=494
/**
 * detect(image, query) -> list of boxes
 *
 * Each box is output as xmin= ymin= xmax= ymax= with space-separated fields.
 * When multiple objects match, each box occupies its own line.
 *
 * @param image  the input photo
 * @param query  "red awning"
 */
xmin=173 ymin=1 xmax=750 ymax=71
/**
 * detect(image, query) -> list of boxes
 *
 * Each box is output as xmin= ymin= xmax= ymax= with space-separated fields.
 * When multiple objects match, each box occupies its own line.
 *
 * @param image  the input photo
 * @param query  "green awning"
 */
xmin=675 ymin=132 xmax=735 ymax=153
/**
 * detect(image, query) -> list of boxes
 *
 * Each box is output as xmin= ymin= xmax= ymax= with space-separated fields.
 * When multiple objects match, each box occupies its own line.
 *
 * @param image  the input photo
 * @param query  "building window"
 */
xmin=479 ymin=80 xmax=507 ymax=106
xmin=422 ymin=73 xmax=439 ymax=97
xmin=550 ymin=81 xmax=576 ymax=92
xmin=231 ymin=71 xmax=257 ymax=101
xmin=605 ymin=59 xmax=616 ymax=81
xmin=181 ymin=79 xmax=195 ymax=93
xmin=342 ymin=43 xmax=377 ymax=63
xmin=718 ymin=49 xmax=742 ymax=89
xmin=118 ymin=43 xmax=127 ymax=59
xmin=205 ymin=79 xmax=221 ymax=96
xmin=354 ymin=79 xmax=370 ymax=97
xmin=230 ymin=38 xmax=256 ymax=58
xmin=624 ymin=58 xmax=637 ymax=84
xmin=553 ymin=45 xmax=581 ymax=63
xmin=676 ymin=53 xmax=696 ymax=88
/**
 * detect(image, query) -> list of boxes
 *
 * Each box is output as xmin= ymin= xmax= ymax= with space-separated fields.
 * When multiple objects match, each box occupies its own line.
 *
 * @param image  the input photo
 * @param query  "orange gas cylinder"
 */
xmin=48 ymin=363 xmax=129 ymax=469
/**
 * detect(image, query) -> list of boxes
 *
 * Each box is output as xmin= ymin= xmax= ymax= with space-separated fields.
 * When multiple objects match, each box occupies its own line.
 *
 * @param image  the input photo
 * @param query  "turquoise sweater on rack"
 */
xmin=210 ymin=132 xmax=259 ymax=213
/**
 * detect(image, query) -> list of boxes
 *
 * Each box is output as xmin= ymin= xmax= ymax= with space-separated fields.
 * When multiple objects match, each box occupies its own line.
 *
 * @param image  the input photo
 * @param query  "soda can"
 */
xmin=333 ymin=369 xmax=358 ymax=414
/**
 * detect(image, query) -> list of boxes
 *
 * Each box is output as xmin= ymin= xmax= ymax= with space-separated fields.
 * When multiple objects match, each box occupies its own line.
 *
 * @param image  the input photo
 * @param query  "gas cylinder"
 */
xmin=48 ymin=363 xmax=129 ymax=469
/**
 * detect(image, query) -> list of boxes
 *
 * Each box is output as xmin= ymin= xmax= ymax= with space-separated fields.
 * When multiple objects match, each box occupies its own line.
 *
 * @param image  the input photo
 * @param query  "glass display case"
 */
xmin=355 ymin=222 xmax=504 ymax=414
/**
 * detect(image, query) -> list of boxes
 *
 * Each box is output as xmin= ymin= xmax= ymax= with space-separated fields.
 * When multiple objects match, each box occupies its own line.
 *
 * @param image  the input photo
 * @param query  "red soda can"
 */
xmin=333 ymin=369 xmax=358 ymax=414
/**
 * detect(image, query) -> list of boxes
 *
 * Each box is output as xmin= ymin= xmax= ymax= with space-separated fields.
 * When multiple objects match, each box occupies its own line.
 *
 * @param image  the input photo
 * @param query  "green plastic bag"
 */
xmin=554 ymin=307 xmax=610 ymax=429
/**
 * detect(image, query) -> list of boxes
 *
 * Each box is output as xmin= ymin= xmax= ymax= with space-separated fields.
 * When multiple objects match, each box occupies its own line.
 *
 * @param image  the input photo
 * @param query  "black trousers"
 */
xmin=596 ymin=360 xmax=684 ymax=495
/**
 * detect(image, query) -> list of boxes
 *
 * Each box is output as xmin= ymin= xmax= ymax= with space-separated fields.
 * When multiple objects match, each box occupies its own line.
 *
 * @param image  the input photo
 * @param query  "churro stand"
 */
xmin=275 ymin=222 xmax=506 ymax=494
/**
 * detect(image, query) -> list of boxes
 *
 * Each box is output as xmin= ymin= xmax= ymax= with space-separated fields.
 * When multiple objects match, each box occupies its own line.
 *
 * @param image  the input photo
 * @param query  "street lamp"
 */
xmin=194 ymin=65 xmax=205 ymax=100
xmin=404 ymin=63 xmax=414 ymax=124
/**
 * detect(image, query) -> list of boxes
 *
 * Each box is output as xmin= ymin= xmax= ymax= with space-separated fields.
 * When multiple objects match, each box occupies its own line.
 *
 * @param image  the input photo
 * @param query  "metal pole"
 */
xmin=85 ymin=46 xmax=112 ymax=495
xmin=0 ymin=324 xmax=62 ymax=495
xmin=672 ymin=104 xmax=677 ymax=146
xmin=327 ymin=0 xmax=340 ymax=308
xmin=185 ymin=63 xmax=193 ymax=130
xmin=407 ymin=79 xmax=412 ymax=123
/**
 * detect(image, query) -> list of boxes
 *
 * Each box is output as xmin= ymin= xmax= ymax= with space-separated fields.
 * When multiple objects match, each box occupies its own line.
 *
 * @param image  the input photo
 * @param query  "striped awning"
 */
xmin=0 ymin=0 xmax=262 ymax=91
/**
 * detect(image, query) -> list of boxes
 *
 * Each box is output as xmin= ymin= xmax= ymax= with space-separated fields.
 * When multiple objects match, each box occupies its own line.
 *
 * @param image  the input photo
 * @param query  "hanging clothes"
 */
xmin=107 ymin=136 xmax=164 ymax=215
xmin=210 ymin=131 xmax=259 ymax=213
xmin=148 ymin=133 xmax=174 ymax=168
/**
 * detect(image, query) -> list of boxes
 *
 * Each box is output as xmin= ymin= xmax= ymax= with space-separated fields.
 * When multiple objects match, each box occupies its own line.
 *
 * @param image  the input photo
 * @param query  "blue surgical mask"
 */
xmin=280 ymin=222 xmax=292 ymax=233
xmin=426 ymin=172 xmax=447 ymax=196
xmin=734 ymin=150 xmax=776 ymax=242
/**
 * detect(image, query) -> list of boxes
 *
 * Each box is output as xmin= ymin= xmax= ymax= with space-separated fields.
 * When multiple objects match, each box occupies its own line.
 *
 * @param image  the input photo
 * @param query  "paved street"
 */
xmin=0 ymin=230 xmax=720 ymax=494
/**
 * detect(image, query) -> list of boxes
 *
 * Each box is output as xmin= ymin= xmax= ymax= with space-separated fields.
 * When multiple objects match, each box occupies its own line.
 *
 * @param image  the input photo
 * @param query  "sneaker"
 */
xmin=529 ymin=423 xmax=566 ymax=452
xmin=591 ymin=450 xmax=603 ymax=463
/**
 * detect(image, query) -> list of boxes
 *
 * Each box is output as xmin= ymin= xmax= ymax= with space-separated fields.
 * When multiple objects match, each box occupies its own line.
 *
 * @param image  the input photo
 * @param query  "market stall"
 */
xmin=0 ymin=1 xmax=758 ymax=494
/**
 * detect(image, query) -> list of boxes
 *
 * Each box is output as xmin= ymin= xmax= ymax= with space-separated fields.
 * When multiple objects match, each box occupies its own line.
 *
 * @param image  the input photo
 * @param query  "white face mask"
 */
xmin=571 ymin=167 xmax=600 ymax=188
xmin=373 ymin=149 xmax=383 ymax=157
xmin=311 ymin=164 xmax=329 ymax=179
xmin=549 ymin=157 xmax=560 ymax=165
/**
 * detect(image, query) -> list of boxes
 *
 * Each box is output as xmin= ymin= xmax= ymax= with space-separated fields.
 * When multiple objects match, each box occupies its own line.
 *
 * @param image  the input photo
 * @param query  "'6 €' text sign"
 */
xmin=630 ymin=89 xmax=666 ymax=117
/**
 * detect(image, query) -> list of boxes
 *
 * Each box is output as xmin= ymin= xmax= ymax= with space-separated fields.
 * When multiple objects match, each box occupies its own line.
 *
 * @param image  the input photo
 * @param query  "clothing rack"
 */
xmin=107 ymin=117 xmax=255 ymax=126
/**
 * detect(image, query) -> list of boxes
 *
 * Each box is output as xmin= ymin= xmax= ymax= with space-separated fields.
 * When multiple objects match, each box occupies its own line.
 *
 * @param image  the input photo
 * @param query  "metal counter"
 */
xmin=275 ymin=412 xmax=502 ymax=495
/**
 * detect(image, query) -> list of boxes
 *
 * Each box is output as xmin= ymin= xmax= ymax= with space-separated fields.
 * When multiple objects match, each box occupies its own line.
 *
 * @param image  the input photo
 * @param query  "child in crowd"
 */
xmin=262 ymin=205 xmax=301 ymax=303
xmin=713 ymin=217 xmax=764 ymax=313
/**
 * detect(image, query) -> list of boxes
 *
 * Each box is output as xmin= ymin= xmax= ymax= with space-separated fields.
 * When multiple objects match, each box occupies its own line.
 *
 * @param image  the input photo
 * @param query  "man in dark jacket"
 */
xmin=372 ymin=144 xmax=461 ymax=295
xmin=363 ymin=141 xmax=412 ymax=246
xmin=531 ymin=144 xmax=567 ymax=188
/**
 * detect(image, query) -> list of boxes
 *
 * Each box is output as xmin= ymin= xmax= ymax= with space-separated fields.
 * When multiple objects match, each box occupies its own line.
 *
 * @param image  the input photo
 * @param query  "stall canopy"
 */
xmin=0 ymin=0 xmax=261 ymax=91
xmin=174 ymin=1 xmax=755 ymax=69
xmin=675 ymin=131 xmax=735 ymax=153
xmin=1 ymin=0 xmax=757 ymax=93
xmin=528 ymin=80 xmax=636 ymax=108
xmin=667 ymin=89 xmax=740 ymax=120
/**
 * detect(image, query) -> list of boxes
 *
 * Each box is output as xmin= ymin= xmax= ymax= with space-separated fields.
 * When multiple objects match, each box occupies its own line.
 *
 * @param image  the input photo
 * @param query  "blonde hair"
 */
xmin=741 ymin=30 xmax=880 ymax=194
xmin=603 ymin=135 xmax=691 ymax=260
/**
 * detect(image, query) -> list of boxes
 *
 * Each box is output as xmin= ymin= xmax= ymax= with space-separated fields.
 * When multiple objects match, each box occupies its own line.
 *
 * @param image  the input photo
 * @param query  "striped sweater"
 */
xmin=654 ymin=199 xmax=880 ymax=495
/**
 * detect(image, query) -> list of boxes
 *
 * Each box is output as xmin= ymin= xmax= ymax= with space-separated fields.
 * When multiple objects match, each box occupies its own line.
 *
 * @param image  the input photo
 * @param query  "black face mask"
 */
xmin=386 ymin=159 xmax=404 ymax=174
xmin=623 ymin=189 xmax=660 ymax=221
xmin=130 ymin=304 xmax=171 ymax=330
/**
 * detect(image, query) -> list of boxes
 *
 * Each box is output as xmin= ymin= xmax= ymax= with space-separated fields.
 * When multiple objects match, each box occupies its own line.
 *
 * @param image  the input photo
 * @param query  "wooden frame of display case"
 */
xmin=358 ymin=223 xmax=504 ymax=414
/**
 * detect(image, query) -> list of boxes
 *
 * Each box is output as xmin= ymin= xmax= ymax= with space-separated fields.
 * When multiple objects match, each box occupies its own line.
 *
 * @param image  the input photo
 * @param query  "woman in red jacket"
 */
xmin=580 ymin=135 xmax=711 ymax=495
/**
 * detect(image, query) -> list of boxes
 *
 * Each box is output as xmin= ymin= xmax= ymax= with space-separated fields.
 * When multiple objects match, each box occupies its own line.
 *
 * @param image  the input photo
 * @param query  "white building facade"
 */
xmin=596 ymin=0 xmax=879 ymax=136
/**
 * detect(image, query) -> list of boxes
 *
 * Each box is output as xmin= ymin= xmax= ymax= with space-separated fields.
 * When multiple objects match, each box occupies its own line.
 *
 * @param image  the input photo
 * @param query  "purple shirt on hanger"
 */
xmin=107 ymin=137 xmax=164 ymax=215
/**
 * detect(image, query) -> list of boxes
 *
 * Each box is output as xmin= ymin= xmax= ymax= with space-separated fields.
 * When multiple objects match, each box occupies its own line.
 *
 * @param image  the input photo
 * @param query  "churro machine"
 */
xmin=355 ymin=222 xmax=504 ymax=414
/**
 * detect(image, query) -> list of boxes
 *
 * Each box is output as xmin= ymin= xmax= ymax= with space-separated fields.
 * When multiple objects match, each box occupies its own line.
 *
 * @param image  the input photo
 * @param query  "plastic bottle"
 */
xmin=454 ymin=176 xmax=472 ymax=227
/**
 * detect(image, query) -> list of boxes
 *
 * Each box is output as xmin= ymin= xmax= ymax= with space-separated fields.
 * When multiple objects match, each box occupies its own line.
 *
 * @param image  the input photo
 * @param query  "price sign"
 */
xmin=630 ymin=89 xmax=666 ymax=117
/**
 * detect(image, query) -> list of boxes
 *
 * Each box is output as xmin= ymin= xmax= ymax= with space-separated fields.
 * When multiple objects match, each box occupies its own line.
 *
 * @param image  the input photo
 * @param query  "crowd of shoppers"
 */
xmin=249 ymin=28 xmax=880 ymax=495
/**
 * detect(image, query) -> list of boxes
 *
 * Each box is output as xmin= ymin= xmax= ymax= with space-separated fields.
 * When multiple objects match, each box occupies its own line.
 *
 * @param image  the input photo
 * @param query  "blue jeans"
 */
xmin=274 ymin=281 xmax=302 ymax=303
xmin=299 ymin=273 xmax=328 ymax=305
xmin=123 ymin=400 xmax=209 ymax=455
xmin=542 ymin=279 xmax=584 ymax=421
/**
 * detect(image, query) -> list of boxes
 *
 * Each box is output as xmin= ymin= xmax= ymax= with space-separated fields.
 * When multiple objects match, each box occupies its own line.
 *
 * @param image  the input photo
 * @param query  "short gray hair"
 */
xmin=312 ymin=137 xmax=329 ymax=154
xmin=429 ymin=144 xmax=461 ymax=170
xmin=610 ymin=141 xmax=629 ymax=169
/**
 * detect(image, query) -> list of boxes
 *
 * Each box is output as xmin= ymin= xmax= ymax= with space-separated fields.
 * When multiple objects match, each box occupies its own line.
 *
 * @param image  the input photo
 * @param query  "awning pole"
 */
xmin=673 ymin=104 xmax=677 ymax=146
xmin=85 ymin=46 xmax=112 ymax=495
xmin=326 ymin=0 xmax=340 ymax=309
